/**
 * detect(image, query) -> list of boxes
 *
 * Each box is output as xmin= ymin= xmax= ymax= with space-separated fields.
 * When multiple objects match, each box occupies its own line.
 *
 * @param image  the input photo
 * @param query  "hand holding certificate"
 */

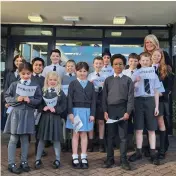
xmin=106 ymin=118 xmax=123 ymax=124
xmin=73 ymin=115 xmax=83 ymax=133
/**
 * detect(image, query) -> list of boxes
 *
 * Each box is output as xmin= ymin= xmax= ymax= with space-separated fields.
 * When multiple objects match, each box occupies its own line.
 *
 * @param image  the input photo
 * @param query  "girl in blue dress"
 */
xmin=66 ymin=62 xmax=96 ymax=169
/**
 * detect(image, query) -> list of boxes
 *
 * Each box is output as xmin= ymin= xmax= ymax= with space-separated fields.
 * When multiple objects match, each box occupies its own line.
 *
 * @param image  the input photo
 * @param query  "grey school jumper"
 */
xmin=102 ymin=75 xmax=134 ymax=115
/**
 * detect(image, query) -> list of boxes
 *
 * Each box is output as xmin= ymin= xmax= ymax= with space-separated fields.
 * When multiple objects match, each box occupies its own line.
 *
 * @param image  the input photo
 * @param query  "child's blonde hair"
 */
xmin=43 ymin=71 xmax=61 ymax=96
xmin=144 ymin=34 xmax=160 ymax=53
xmin=152 ymin=49 xmax=168 ymax=80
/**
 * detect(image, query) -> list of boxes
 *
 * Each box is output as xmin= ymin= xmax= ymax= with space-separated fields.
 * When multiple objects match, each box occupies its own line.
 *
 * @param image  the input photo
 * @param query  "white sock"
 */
xmin=72 ymin=154 xmax=79 ymax=164
xmin=81 ymin=153 xmax=87 ymax=164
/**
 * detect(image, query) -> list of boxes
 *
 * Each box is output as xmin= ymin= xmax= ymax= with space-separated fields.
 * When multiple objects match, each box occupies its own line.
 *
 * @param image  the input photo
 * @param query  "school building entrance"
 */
xmin=1 ymin=1 xmax=176 ymax=132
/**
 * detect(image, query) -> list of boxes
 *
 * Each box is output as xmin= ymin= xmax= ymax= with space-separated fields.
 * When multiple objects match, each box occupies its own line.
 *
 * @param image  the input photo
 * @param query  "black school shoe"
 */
xmin=8 ymin=163 xmax=22 ymax=175
xmin=120 ymin=160 xmax=131 ymax=171
xmin=72 ymin=159 xmax=81 ymax=169
xmin=150 ymin=155 xmax=160 ymax=165
xmin=157 ymin=153 xmax=165 ymax=160
xmin=80 ymin=158 xmax=89 ymax=169
xmin=52 ymin=160 xmax=60 ymax=169
xmin=34 ymin=160 xmax=43 ymax=169
xmin=102 ymin=160 xmax=115 ymax=168
xmin=128 ymin=152 xmax=142 ymax=162
xmin=20 ymin=161 xmax=30 ymax=172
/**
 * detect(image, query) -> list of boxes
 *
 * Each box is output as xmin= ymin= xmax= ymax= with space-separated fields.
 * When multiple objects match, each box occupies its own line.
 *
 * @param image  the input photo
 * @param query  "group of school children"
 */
xmin=3 ymin=45 xmax=173 ymax=174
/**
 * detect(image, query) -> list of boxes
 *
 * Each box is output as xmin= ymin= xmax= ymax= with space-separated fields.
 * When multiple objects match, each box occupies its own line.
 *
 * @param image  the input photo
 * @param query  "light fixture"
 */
xmin=111 ymin=32 xmax=122 ymax=37
xmin=41 ymin=31 xmax=52 ymax=35
xmin=63 ymin=16 xmax=80 ymax=22
xmin=28 ymin=14 xmax=43 ymax=23
xmin=113 ymin=16 xmax=126 ymax=25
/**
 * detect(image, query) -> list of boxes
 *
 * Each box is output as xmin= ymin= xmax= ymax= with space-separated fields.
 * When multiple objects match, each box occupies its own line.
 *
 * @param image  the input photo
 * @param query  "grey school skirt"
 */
xmin=4 ymin=108 xmax=35 ymax=135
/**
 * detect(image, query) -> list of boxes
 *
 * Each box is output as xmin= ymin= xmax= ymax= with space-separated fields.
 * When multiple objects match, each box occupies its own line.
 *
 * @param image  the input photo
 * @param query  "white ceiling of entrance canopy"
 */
xmin=1 ymin=1 xmax=176 ymax=26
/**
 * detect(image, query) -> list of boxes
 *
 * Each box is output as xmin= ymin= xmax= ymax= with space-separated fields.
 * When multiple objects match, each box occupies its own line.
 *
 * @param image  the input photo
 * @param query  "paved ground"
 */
xmin=1 ymin=134 xmax=176 ymax=176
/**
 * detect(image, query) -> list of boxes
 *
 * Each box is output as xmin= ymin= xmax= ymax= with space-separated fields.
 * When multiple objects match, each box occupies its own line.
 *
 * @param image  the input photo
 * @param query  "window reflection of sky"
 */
xmin=58 ymin=45 xmax=143 ymax=66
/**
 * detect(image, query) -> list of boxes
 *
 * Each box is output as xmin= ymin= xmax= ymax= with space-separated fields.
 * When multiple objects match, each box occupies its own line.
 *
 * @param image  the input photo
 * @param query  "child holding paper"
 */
xmin=61 ymin=60 xmax=76 ymax=152
xmin=87 ymin=56 xmax=106 ymax=152
xmin=151 ymin=49 xmax=173 ymax=159
xmin=35 ymin=72 xmax=67 ymax=169
xmin=102 ymin=54 xmax=134 ymax=170
xmin=101 ymin=49 xmax=114 ymax=78
xmin=129 ymin=52 xmax=161 ymax=165
xmin=4 ymin=62 xmax=42 ymax=174
xmin=123 ymin=53 xmax=139 ymax=135
xmin=66 ymin=62 xmax=96 ymax=169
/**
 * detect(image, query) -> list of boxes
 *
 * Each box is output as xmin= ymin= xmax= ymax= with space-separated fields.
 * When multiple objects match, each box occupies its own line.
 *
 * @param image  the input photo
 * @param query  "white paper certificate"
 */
xmin=106 ymin=118 xmax=123 ymax=124
xmin=138 ymin=67 xmax=156 ymax=79
xmin=16 ymin=83 xmax=37 ymax=96
xmin=43 ymin=96 xmax=58 ymax=108
xmin=73 ymin=115 xmax=83 ymax=133
xmin=93 ymin=77 xmax=105 ymax=88
xmin=62 ymin=85 xmax=69 ymax=96
xmin=6 ymin=106 xmax=14 ymax=114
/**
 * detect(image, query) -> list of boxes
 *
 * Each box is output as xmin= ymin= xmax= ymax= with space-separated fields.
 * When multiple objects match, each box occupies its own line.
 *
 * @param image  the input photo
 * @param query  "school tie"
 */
xmin=53 ymin=66 xmax=56 ymax=71
xmin=35 ymin=74 xmax=39 ymax=78
xmin=131 ymin=71 xmax=134 ymax=76
xmin=96 ymin=73 xmax=100 ymax=77
xmin=23 ymin=81 xmax=27 ymax=85
xmin=105 ymin=66 xmax=107 ymax=68
xmin=69 ymin=73 xmax=72 ymax=77
xmin=153 ymin=66 xmax=158 ymax=75
xmin=50 ymin=88 xmax=55 ymax=92
xmin=144 ymin=79 xmax=151 ymax=94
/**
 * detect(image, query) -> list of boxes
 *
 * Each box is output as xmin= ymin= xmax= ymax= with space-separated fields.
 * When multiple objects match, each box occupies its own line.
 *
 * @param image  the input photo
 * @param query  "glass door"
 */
xmin=12 ymin=41 xmax=49 ymax=65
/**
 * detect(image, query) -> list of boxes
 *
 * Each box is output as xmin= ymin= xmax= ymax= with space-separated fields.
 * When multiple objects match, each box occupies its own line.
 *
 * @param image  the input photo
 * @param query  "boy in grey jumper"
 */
xmin=102 ymin=54 xmax=134 ymax=170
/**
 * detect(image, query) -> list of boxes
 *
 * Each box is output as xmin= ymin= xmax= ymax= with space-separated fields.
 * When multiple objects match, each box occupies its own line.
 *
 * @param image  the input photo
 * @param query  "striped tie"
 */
xmin=23 ymin=81 xmax=27 ymax=85
xmin=144 ymin=79 xmax=150 ymax=94
xmin=53 ymin=66 xmax=56 ymax=71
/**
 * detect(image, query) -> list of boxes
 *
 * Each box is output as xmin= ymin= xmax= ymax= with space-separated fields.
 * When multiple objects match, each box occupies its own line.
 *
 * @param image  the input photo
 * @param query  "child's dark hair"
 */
xmin=76 ymin=62 xmax=89 ymax=72
xmin=66 ymin=59 xmax=76 ymax=66
xmin=93 ymin=56 xmax=103 ymax=63
xmin=111 ymin=54 xmax=126 ymax=66
xmin=102 ymin=48 xmax=111 ymax=58
xmin=32 ymin=57 xmax=45 ymax=67
xmin=18 ymin=62 xmax=33 ymax=73
xmin=139 ymin=52 xmax=151 ymax=59
xmin=50 ymin=49 xmax=61 ymax=57
xmin=128 ymin=53 xmax=139 ymax=61
xmin=12 ymin=55 xmax=25 ymax=71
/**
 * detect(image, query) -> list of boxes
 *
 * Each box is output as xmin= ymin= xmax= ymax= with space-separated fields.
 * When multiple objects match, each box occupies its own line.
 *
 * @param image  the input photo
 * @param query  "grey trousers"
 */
xmin=36 ymin=140 xmax=61 ymax=161
xmin=8 ymin=134 xmax=29 ymax=164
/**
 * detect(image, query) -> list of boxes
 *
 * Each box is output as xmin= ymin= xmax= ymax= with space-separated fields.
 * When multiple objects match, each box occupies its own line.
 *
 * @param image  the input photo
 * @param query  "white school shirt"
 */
xmin=65 ymin=72 xmax=76 ymax=77
xmin=152 ymin=63 xmax=159 ymax=72
xmin=14 ymin=69 xmax=19 ymax=78
xmin=131 ymin=68 xmax=161 ymax=97
xmin=114 ymin=72 xmax=123 ymax=78
xmin=100 ymin=65 xmax=114 ymax=78
xmin=42 ymin=64 xmax=65 ymax=79
xmin=33 ymin=73 xmax=42 ymax=77
xmin=122 ymin=68 xmax=137 ymax=79
xmin=88 ymin=71 xmax=106 ymax=91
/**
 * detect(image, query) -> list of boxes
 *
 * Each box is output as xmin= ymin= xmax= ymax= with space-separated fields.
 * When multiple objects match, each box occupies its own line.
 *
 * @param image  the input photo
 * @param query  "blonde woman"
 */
xmin=144 ymin=34 xmax=172 ymax=70
xmin=35 ymin=72 xmax=67 ymax=169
